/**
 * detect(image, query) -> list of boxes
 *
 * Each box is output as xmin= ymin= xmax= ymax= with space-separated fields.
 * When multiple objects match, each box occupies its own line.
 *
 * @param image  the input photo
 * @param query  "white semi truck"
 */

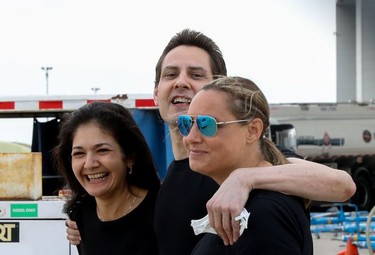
xmin=269 ymin=102 xmax=375 ymax=211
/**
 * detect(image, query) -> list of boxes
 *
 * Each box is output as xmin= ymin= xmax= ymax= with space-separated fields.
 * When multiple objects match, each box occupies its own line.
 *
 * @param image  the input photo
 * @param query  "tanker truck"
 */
xmin=269 ymin=102 xmax=375 ymax=211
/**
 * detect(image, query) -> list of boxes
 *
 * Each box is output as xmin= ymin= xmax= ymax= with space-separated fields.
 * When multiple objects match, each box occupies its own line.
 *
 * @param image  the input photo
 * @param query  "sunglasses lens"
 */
xmin=177 ymin=115 xmax=192 ymax=136
xmin=196 ymin=116 xmax=217 ymax=137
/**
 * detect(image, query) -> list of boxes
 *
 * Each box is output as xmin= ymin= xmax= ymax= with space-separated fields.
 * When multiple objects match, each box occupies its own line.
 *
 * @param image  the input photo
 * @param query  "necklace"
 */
xmin=96 ymin=190 xmax=139 ymax=220
xmin=126 ymin=194 xmax=137 ymax=214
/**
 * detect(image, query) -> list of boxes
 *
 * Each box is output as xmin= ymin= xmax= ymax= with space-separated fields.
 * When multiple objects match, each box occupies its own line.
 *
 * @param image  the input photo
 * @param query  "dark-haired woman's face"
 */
xmin=71 ymin=122 xmax=129 ymax=199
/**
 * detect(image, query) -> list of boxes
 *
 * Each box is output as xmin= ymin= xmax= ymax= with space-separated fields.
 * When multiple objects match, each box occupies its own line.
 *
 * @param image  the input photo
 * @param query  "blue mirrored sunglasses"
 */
xmin=177 ymin=115 xmax=251 ymax=137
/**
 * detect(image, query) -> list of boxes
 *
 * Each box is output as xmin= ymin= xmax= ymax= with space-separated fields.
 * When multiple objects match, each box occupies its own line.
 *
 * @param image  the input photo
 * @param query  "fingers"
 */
xmin=67 ymin=234 xmax=81 ymax=246
xmin=207 ymin=201 xmax=239 ymax=246
xmin=65 ymin=219 xmax=81 ymax=245
xmin=206 ymin=190 xmax=246 ymax=244
xmin=231 ymin=218 xmax=240 ymax=243
xmin=209 ymin=210 xmax=230 ymax=246
xmin=206 ymin=169 xmax=251 ymax=245
xmin=66 ymin=218 xmax=77 ymax=228
xmin=220 ymin=212 xmax=234 ymax=245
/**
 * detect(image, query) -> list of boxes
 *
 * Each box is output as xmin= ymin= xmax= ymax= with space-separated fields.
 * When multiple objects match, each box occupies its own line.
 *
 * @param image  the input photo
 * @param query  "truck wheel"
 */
xmin=352 ymin=175 xmax=373 ymax=211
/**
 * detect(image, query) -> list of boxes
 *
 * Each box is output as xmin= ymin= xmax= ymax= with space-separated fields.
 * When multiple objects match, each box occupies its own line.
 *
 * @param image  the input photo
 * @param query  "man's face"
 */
xmin=153 ymin=45 xmax=214 ymax=127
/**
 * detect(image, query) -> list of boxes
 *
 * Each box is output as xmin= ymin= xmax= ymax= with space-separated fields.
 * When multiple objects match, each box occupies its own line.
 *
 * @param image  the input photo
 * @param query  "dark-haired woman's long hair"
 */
xmin=52 ymin=102 xmax=160 ymax=214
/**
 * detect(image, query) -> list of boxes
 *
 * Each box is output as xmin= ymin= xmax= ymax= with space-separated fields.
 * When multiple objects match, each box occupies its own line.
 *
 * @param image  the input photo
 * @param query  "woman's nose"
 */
xmin=185 ymin=122 xmax=202 ymax=142
xmin=84 ymin=153 xmax=99 ymax=169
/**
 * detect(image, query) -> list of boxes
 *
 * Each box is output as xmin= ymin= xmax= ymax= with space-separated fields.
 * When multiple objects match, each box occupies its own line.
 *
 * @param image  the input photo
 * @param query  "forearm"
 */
xmin=233 ymin=158 xmax=356 ymax=202
xmin=206 ymin=158 xmax=356 ymax=245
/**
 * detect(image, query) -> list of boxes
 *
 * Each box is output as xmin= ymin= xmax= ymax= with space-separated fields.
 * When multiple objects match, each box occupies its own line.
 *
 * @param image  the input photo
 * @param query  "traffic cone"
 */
xmin=336 ymin=237 xmax=359 ymax=255
xmin=336 ymin=250 xmax=345 ymax=255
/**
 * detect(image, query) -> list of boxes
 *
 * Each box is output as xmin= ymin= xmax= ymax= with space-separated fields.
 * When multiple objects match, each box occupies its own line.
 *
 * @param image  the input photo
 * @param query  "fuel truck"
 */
xmin=269 ymin=102 xmax=375 ymax=211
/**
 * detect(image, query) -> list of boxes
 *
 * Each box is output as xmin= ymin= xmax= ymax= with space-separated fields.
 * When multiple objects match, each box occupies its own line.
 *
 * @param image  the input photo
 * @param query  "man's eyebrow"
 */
xmin=188 ymin=66 xmax=207 ymax=72
xmin=162 ymin=65 xmax=179 ymax=71
xmin=162 ymin=65 xmax=209 ymax=75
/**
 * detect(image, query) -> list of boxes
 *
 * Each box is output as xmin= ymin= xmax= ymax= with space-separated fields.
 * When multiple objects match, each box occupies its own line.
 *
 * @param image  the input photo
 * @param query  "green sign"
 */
xmin=10 ymin=204 xmax=38 ymax=217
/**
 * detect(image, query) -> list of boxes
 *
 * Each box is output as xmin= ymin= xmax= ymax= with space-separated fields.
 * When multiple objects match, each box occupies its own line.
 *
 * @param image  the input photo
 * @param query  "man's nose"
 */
xmin=173 ymin=73 xmax=191 ymax=89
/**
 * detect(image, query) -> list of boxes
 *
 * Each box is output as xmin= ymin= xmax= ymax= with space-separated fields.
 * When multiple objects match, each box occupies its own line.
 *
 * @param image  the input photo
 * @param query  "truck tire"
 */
xmin=352 ymin=175 xmax=373 ymax=211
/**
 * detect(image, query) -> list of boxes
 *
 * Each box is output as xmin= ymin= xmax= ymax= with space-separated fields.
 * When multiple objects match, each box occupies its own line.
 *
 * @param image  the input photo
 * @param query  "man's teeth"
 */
xmin=173 ymin=98 xmax=191 ymax=103
xmin=87 ymin=173 xmax=107 ymax=180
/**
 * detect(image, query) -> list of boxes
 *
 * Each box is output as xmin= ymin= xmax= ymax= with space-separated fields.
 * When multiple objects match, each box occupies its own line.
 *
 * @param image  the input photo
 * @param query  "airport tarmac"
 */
xmin=313 ymin=232 xmax=369 ymax=255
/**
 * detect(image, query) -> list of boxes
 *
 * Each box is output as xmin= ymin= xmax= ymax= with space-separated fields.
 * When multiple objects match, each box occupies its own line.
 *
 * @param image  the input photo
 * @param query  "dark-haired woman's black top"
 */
xmin=71 ymin=188 xmax=159 ymax=255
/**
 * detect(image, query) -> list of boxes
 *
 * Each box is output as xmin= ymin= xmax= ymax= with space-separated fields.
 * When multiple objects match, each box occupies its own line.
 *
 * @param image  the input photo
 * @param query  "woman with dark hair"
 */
xmin=53 ymin=102 xmax=160 ymax=255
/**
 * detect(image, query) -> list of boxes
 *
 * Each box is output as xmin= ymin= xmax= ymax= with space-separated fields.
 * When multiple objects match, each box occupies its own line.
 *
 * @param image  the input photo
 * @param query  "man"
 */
xmin=152 ymin=29 xmax=355 ymax=253
xmin=67 ymin=29 xmax=356 ymax=254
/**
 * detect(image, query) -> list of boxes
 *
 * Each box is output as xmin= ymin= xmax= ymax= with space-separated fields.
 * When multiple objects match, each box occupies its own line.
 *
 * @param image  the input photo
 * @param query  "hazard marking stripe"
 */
xmin=39 ymin=101 xmax=63 ymax=109
xmin=135 ymin=99 xmax=155 ymax=107
xmin=0 ymin=98 xmax=155 ymax=111
xmin=0 ymin=101 xmax=15 ymax=110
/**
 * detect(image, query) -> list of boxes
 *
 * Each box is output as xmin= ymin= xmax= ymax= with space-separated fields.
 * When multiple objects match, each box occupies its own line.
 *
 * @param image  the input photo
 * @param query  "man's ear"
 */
xmin=153 ymin=87 xmax=159 ymax=106
xmin=246 ymin=118 xmax=263 ymax=144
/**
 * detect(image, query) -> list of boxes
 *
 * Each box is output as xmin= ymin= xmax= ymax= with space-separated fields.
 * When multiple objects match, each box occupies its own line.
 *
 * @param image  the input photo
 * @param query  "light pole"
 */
xmin=91 ymin=87 xmax=100 ymax=95
xmin=41 ymin=66 xmax=53 ymax=95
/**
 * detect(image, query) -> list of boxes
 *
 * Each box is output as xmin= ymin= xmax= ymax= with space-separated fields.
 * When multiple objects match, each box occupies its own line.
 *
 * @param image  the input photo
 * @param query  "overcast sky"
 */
xmin=0 ymin=0 xmax=336 ymax=144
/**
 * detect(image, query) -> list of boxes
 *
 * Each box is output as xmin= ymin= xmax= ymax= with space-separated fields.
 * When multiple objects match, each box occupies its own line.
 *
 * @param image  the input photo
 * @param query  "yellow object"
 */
xmin=0 ymin=152 xmax=42 ymax=200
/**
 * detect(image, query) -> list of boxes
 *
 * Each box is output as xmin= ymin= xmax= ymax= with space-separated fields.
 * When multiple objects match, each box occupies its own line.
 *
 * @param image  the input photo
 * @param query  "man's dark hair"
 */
xmin=154 ymin=29 xmax=227 ymax=87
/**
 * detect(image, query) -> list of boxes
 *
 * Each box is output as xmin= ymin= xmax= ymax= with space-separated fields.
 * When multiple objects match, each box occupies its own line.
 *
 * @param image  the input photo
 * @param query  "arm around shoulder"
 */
xmin=205 ymin=159 xmax=357 ymax=246
xmin=230 ymin=158 xmax=356 ymax=202
xmin=286 ymin=157 xmax=356 ymax=202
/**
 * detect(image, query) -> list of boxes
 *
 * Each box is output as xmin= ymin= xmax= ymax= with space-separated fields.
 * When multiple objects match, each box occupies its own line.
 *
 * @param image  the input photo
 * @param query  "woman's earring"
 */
xmin=128 ymin=163 xmax=133 ymax=175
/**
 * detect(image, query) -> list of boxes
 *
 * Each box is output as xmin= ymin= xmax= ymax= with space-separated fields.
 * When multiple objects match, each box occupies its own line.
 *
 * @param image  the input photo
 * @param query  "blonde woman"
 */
xmin=179 ymin=76 xmax=313 ymax=254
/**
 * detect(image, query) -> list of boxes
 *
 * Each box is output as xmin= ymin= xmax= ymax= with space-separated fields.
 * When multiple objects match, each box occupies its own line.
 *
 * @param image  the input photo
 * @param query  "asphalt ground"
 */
xmin=313 ymin=232 xmax=370 ymax=255
xmin=310 ymin=203 xmax=375 ymax=254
